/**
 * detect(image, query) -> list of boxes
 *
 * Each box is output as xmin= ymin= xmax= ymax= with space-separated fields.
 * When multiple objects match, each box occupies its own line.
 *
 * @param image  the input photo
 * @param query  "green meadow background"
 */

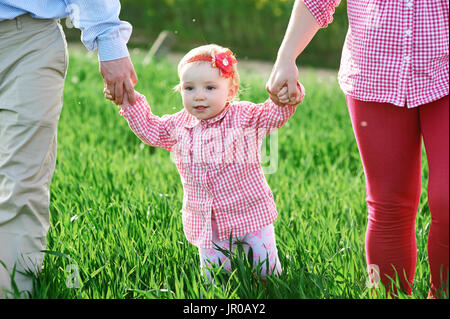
xmin=6 ymin=0 xmax=440 ymax=299
xmin=25 ymin=47 xmax=435 ymax=299
xmin=63 ymin=0 xmax=349 ymax=68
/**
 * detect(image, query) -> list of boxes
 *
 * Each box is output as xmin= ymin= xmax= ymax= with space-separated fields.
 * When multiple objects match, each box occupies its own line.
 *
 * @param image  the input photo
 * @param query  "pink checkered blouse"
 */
xmin=303 ymin=0 xmax=449 ymax=107
xmin=120 ymin=93 xmax=297 ymax=248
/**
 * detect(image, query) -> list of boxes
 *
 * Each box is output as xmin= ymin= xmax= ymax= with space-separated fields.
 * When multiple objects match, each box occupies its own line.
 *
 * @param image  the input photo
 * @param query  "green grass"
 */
xmin=17 ymin=48 xmax=438 ymax=299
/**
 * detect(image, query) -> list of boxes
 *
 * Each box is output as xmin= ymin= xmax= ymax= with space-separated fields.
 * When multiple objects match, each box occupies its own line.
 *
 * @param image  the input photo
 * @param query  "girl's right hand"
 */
xmin=104 ymin=87 xmax=132 ymax=108
xmin=104 ymin=87 xmax=114 ymax=101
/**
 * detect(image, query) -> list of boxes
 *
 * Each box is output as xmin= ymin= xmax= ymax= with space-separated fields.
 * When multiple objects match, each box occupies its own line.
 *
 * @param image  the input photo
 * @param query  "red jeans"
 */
xmin=347 ymin=95 xmax=449 ymax=297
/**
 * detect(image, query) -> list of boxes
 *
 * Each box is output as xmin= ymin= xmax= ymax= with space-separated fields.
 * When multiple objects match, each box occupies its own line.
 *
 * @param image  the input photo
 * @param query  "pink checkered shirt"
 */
xmin=303 ymin=0 xmax=449 ymax=107
xmin=120 ymin=93 xmax=297 ymax=248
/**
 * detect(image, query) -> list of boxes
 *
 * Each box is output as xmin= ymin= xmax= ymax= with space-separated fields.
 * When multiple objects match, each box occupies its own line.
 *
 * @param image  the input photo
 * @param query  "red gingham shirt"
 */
xmin=303 ymin=0 xmax=449 ymax=107
xmin=120 ymin=93 xmax=297 ymax=248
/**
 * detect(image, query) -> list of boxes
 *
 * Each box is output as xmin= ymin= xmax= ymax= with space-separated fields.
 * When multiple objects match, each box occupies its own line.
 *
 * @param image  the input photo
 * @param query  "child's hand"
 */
xmin=104 ymin=87 xmax=115 ymax=102
xmin=276 ymin=86 xmax=291 ymax=105
xmin=104 ymin=87 xmax=131 ymax=108
xmin=276 ymin=82 xmax=305 ymax=105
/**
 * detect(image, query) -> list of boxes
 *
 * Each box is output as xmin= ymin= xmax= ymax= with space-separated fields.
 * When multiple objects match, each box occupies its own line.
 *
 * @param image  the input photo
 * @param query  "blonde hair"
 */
xmin=175 ymin=44 xmax=240 ymax=95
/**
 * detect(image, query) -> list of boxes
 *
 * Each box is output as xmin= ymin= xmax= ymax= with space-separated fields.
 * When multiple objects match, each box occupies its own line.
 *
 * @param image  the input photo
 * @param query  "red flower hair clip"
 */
xmin=186 ymin=49 xmax=237 ymax=78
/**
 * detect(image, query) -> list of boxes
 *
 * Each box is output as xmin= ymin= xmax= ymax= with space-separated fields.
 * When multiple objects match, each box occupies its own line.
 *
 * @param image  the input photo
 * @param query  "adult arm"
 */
xmin=66 ymin=0 xmax=137 ymax=104
xmin=266 ymin=0 xmax=339 ymax=105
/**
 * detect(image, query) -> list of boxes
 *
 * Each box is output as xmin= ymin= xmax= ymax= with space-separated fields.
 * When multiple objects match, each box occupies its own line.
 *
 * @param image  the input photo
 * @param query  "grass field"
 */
xmin=24 ymin=48 xmax=436 ymax=299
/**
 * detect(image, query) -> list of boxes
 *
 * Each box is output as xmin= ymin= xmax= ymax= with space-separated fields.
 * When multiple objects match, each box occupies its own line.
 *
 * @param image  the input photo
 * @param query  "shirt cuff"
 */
xmin=96 ymin=21 xmax=132 ymax=61
xmin=97 ymin=36 xmax=130 ymax=61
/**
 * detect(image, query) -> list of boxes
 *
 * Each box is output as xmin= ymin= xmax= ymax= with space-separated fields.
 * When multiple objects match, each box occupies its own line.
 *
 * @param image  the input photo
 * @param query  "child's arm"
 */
xmin=106 ymin=89 xmax=178 ymax=151
xmin=241 ymin=82 xmax=305 ymax=134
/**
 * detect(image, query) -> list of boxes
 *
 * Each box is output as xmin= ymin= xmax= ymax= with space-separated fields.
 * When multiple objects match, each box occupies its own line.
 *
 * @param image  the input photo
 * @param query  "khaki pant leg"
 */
xmin=0 ymin=15 xmax=68 ymax=298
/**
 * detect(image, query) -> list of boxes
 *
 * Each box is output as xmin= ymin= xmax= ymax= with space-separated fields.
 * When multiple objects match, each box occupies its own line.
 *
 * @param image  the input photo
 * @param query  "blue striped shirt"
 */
xmin=0 ymin=0 xmax=132 ymax=61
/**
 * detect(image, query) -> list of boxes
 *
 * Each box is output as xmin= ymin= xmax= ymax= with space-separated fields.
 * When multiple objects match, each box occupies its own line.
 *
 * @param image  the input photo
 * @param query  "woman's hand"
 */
xmin=266 ymin=59 xmax=300 ymax=106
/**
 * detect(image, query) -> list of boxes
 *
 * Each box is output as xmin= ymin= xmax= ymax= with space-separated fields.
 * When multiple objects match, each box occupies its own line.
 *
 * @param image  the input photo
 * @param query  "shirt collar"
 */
xmin=184 ymin=102 xmax=231 ymax=129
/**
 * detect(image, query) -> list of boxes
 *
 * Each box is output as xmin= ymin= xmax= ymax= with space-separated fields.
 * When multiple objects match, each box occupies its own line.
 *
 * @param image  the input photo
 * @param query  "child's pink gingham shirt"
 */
xmin=304 ymin=0 xmax=449 ymax=108
xmin=120 ymin=93 xmax=297 ymax=248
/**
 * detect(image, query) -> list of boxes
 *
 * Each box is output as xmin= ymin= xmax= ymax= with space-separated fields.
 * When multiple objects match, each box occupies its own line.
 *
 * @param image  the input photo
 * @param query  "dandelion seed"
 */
xmin=361 ymin=121 xmax=368 ymax=127
xmin=192 ymin=18 xmax=196 ymax=22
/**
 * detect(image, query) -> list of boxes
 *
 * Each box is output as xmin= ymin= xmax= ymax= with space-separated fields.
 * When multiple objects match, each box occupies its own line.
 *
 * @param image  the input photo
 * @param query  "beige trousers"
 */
xmin=0 ymin=15 xmax=68 ymax=298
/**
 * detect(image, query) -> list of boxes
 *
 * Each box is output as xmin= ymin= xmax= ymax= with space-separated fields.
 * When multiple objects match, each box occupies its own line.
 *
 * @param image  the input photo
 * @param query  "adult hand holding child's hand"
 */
xmin=104 ymin=87 xmax=134 ymax=108
xmin=100 ymin=56 xmax=138 ymax=105
xmin=276 ymin=82 xmax=305 ymax=106
xmin=266 ymin=60 xmax=300 ymax=106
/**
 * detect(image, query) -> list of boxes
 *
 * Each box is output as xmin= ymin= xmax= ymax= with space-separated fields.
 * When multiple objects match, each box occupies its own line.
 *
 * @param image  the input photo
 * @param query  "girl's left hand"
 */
xmin=277 ymin=82 xmax=305 ymax=105
xmin=277 ymin=86 xmax=291 ymax=104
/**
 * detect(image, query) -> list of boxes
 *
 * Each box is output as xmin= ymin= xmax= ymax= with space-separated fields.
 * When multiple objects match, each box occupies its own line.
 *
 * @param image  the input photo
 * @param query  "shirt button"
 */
xmin=406 ymin=1 xmax=413 ymax=8
xmin=404 ymin=55 xmax=411 ymax=61
xmin=405 ymin=29 xmax=412 ymax=36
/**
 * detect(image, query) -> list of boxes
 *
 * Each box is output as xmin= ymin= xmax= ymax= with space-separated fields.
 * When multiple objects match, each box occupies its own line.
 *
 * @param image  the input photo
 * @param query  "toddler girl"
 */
xmin=105 ymin=44 xmax=304 ymax=281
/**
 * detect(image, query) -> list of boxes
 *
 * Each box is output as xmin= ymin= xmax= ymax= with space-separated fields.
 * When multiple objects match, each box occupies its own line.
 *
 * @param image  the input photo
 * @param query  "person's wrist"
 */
xmin=276 ymin=48 xmax=298 ymax=65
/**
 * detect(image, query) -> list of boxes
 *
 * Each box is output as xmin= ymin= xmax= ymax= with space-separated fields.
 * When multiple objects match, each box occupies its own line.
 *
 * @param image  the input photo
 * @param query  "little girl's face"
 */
xmin=179 ymin=62 xmax=237 ymax=120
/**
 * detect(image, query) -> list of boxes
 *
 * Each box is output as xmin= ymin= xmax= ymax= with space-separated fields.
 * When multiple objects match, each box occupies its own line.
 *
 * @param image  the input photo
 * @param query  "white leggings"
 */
xmin=199 ymin=220 xmax=282 ymax=281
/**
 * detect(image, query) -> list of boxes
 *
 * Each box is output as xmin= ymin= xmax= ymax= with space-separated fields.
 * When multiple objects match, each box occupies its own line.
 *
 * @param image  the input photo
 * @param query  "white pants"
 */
xmin=0 ymin=14 xmax=67 ymax=298
xmin=199 ymin=219 xmax=282 ymax=281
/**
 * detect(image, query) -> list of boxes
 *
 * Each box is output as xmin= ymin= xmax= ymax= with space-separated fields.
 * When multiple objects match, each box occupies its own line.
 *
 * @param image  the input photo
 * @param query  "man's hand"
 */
xmin=100 ymin=56 xmax=138 ymax=105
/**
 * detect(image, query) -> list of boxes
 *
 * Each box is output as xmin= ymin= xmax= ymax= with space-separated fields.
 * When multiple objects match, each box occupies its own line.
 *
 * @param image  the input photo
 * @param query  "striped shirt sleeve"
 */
xmin=119 ymin=93 xmax=177 ymax=151
xmin=240 ymin=98 xmax=298 ymax=135
xmin=302 ymin=0 xmax=341 ymax=28
xmin=65 ymin=0 xmax=131 ymax=61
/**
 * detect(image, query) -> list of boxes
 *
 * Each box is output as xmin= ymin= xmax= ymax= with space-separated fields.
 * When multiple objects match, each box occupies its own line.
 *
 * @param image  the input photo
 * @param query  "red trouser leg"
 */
xmin=420 ymin=96 xmax=449 ymax=298
xmin=346 ymin=96 xmax=449 ymax=296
